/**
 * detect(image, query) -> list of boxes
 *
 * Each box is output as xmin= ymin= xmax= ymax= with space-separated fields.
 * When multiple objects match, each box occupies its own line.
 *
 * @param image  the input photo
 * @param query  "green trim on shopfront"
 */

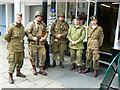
xmin=99 ymin=53 xmax=120 ymax=90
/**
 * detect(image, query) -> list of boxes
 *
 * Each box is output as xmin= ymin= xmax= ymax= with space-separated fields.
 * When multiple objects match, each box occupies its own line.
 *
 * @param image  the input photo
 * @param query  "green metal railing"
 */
xmin=99 ymin=53 xmax=120 ymax=90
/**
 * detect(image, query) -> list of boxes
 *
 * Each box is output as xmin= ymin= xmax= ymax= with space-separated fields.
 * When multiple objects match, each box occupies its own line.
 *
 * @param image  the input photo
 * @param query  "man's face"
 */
xmin=92 ymin=19 xmax=97 ymax=25
xmin=74 ymin=19 xmax=80 ymax=25
xmin=16 ymin=15 xmax=22 ymax=24
xmin=59 ymin=16 xmax=64 ymax=21
xmin=36 ymin=15 xmax=42 ymax=22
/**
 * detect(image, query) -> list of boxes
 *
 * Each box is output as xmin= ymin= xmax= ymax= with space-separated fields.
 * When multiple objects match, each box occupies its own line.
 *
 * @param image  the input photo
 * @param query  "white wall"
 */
xmin=25 ymin=6 xmax=30 ymax=26
xmin=30 ymin=6 xmax=42 ymax=21
xmin=0 ymin=5 xmax=2 ymax=33
xmin=6 ymin=4 xmax=12 ymax=28
xmin=21 ymin=2 xmax=30 ymax=27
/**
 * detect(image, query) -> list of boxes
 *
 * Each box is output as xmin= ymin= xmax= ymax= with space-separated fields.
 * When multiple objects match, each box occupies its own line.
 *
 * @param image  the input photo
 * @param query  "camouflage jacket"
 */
xmin=50 ymin=19 xmax=69 ymax=44
xmin=25 ymin=19 xmax=49 ymax=47
xmin=4 ymin=22 xmax=25 ymax=52
xmin=87 ymin=25 xmax=104 ymax=49
xmin=67 ymin=25 xmax=85 ymax=49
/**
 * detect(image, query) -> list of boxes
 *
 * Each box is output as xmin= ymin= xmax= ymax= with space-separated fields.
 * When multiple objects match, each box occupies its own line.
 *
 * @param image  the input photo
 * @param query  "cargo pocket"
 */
xmin=20 ymin=52 xmax=24 ymax=60
xmin=7 ymin=52 xmax=15 ymax=61
xmin=93 ymin=50 xmax=99 ymax=61
xmin=29 ymin=47 xmax=37 ymax=57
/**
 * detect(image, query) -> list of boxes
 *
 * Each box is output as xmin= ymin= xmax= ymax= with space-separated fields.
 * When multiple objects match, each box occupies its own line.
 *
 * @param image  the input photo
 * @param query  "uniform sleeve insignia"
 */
xmin=6 ymin=31 xmax=8 ymax=34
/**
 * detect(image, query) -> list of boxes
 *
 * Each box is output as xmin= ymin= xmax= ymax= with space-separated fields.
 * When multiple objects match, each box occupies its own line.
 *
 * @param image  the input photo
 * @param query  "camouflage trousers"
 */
xmin=7 ymin=51 xmax=24 ymax=73
xmin=86 ymin=48 xmax=100 ymax=70
xmin=51 ymin=42 xmax=66 ymax=62
xmin=70 ymin=49 xmax=83 ymax=66
xmin=29 ymin=45 xmax=46 ymax=66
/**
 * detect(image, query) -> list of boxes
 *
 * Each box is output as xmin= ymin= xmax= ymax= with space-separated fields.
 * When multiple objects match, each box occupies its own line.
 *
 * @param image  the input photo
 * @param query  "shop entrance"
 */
xmin=97 ymin=2 xmax=119 ymax=53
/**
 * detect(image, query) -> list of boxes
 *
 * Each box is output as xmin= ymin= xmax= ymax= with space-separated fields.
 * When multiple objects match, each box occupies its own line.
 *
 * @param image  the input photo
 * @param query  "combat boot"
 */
xmin=9 ymin=73 xmax=14 ymax=84
xmin=69 ymin=63 xmax=76 ymax=70
xmin=29 ymin=59 xmax=37 ymax=75
xmin=78 ymin=66 xmax=82 ymax=73
xmin=51 ymin=60 xmax=56 ymax=67
xmin=94 ymin=70 xmax=98 ymax=77
xmin=39 ymin=66 xmax=47 ymax=76
xmin=33 ymin=65 xmax=37 ymax=75
xmin=59 ymin=62 xmax=64 ymax=68
xmin=82 ymin=68 xmax=90 ymax=73
xmin=16 ymin=69 xmax=26 ymax=78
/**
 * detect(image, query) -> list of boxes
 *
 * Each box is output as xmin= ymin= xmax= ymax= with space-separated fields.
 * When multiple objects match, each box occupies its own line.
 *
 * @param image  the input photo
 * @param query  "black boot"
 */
xmin=51 ymin=60 xmax=56 ymax=67
xmin=9 ymin=73 xmax=14 ymax=84
xmin=59 ymin=62 xmax=64 ymax=68
xmin=39 ymin=66 xmax=47 ymax=76
xmin=69 ymin=63 xmax=76 ymax=70
xmin=16 ymin=69 xmax=26 ymax=78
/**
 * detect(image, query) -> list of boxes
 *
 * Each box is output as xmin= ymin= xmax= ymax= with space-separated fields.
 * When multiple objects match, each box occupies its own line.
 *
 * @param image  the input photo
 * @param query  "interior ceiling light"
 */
xmin=112 ymin=2 xmax=119 ymax=4
xmin=101 ymin=4 xmax=111 ymax=8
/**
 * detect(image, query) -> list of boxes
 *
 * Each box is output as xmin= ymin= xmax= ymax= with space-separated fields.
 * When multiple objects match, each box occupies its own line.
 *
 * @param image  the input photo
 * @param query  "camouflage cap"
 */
xmin=16 ymin=12 xmax=22 ymax=17
xmin=58 ymin=13 xmax=65 ymax=17
xmin=90 ymin=15 xmax=98 ymax=21
xmin=35 ymin=11 xmax=43 ymax=18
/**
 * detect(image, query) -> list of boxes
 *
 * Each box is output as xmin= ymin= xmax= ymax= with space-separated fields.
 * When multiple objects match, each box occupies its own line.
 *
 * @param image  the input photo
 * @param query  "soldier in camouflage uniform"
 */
xmin=82 ymin=15 xmax=104 ymax=77
xmin=67 ymin=17 xmax=85 ymax=73
xmin=4 ymin=13 xmax=26 ymax=84
xmin=25 ymin=11 xmax=48 ymax=76
xmin=50 ymin=13 xmax=69 ymax=68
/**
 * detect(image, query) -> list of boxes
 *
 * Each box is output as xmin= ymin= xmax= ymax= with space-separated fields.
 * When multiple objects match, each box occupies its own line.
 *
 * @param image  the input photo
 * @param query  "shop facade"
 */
xmin=0 ymin=0 xmax=120 ymax=64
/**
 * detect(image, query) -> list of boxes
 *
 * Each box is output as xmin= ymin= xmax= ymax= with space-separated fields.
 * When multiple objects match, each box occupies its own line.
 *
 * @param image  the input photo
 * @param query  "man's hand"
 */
xmin=33 ymin=37 xmax=38 ymax=41
xmin=74 ymin=41 xmax=77 ymax=45
xmin=56 ymin=34 xmax=61 ymax=39
xmin=40 ymin=37 xmax=44 ymax=42
xmin=72 ymin=41 xmax=77 ymax=45
xmin=72 ymin=41 xmax=75 ymax=45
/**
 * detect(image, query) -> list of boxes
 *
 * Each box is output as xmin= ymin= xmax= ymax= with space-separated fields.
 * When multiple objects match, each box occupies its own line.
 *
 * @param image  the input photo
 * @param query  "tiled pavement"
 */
xmin=0 ymin=36 xmax=118 ymax=89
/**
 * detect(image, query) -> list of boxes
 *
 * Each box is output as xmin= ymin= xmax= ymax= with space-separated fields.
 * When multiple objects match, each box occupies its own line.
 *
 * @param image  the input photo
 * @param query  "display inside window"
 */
xmin=67 ymin=2 xmax=88 ymax=25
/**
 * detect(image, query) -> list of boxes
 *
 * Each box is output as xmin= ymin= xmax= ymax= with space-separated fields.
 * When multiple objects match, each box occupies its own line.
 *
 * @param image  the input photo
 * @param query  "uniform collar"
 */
xmin=34 ymin=19 xmax=42 ymax=25
xmin=90 ymin=25 xmax=98 ymax=30
xmin=14 ymin=22 xmax=22 ymax=26
xmin=74 ymin=25 xmax=81 ymax=29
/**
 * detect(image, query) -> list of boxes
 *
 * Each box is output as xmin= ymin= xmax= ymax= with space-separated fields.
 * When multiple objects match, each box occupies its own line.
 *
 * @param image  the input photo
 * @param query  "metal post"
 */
xmin=56 ymin=0 xmax=57 ymax=19
xmin=42 ymin=0 xmax=50 ymax=69
xmin=65 ymin=0 xmax=67 ymax=21
xmin=87 ymin=1 xmax=90 ymax=27
xmin=76 ymin=0 xmax=78 ymax=17
xmin=42 ymin=0 xmax=47 ymax=25
xmin=114 ymin=3 xmax=120 ymax=50
xmin=51 ymin=0 xmax=56 ymax=9
xmin=94 ymin=0 xmax=97 ymax=15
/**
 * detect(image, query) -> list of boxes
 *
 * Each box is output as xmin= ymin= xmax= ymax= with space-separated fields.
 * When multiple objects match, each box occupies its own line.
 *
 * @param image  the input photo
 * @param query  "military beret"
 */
xmin=90 ymin=15 xmax=97 ymax=21
xmin=16 ymin=12 xmax=22 ymax=17
xmin=74 ymin=17 xmax=80 ymax=20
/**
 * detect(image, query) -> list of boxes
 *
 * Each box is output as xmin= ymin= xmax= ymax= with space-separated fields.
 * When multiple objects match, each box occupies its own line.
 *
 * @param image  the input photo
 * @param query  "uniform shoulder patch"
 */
xmin=5 ymin=31 xmax=8 ymax=34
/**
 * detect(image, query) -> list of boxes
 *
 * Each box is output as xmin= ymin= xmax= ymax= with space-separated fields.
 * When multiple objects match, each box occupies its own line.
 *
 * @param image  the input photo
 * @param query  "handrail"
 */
xmin=118 ymin=55 xmax=120 ymax=87
xmin=99 ymin=53 xmax=120 ymax=90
